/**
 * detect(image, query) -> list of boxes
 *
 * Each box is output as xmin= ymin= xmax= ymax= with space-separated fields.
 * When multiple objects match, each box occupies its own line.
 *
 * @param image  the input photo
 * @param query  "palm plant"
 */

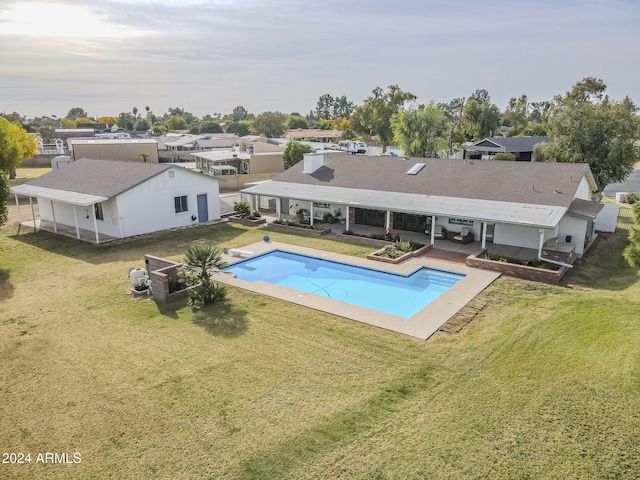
xmin=180 ymin=245 xmax=228 ymax=307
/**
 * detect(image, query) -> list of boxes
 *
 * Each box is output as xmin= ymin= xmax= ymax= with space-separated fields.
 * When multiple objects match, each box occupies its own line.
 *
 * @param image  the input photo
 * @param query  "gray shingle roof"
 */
xmin=568 ymin=198 xmax=605 ymax=218
xmin=273 ymin=154 xmax=593 ymax=208
xmin=26 ymin=159 xmax=173 ymax=197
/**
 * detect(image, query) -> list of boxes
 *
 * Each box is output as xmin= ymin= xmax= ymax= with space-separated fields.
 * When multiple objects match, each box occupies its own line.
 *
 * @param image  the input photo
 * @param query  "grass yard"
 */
xmin=1 ymin=210 xmax=640 ymax=479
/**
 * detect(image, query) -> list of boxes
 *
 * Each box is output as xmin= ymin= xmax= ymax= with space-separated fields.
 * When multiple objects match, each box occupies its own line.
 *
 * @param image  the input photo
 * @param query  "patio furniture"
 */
xmin=453 ymin=228 xmax=474 ymax=244
xmin=228 ymin=248 xmax=255 ymax=257
xmin=433 ymin=225 xmax=446 ymax=239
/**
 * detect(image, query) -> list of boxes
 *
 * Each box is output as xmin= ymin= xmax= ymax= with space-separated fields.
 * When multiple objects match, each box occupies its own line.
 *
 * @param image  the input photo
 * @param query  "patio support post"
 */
xmin=430 ymin=215 xmax=436 ymax=245
xmin=50 ymin=200 xmax=58 ymax=233
xmin=275 ymin=198 xmax=282 ymax=219
xmin=72 ymin=205 xmax=80 ymax=239
xmin=29 ymin=196 xmax=36 ymax=232
xmin=14 ymin=194 xmax=21 ymax=223
xmin=346 ymin=207 xmax=350 ymax=231
xmin=91 ymin=204 xmax=100 ymax=244
xmin=481 ymin=221 xmax=487 ymax=249
xmin=309 ymin=202 xmax=314 ymax=227
xmin=385 ymin=210 xmax=390 ymax=233
xmin=538 ymin=229 xmax=545 ymax=257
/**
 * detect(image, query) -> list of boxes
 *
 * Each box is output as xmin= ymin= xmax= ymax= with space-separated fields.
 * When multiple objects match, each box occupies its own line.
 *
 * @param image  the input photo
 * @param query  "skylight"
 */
xmin=407 ymin=163 xmax=426 ymax=175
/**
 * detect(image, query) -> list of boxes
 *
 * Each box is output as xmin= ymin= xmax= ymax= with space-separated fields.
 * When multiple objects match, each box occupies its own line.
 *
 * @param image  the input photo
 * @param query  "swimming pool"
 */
xmin=224 ymin=250 xmax=464 ymax=318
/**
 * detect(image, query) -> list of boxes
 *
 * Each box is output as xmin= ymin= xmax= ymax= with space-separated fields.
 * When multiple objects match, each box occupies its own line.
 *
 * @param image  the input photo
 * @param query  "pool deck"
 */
xmin=217 ymin=241 xmax=501 ymax=340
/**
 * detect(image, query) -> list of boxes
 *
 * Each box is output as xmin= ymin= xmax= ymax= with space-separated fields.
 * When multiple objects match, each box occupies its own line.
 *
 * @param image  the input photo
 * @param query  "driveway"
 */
xmin=603 ymin=164 xmax=640 ymax=198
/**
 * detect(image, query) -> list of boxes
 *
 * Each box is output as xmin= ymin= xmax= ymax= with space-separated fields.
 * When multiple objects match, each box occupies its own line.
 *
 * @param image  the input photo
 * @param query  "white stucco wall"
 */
xmin=38 ymin=197 xmax=121 ymax=238
xmin=574 ymin=176 xmax=593 ymax=200
xmin=116 ymin=168 xmax=221 ymax=237
xmin=557 ymin=215 xmax=588 ymax=255
xmin=493 ymin=223 xmax=555 ymax=250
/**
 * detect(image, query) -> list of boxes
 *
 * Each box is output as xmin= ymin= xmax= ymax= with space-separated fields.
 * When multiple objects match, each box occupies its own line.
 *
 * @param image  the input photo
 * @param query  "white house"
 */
xmin=240 ymin=153 xmax=604 ymax=262
xmin=11 ymin=159 xmax=221 ymax=243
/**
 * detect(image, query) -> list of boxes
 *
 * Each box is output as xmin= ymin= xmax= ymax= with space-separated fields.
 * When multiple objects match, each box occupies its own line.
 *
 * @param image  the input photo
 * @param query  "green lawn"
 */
xmin=1 ymin=214 xmax=639 ymax=479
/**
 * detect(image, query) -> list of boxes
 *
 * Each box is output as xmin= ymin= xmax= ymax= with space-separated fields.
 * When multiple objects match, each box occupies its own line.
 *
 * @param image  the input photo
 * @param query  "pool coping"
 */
xmin=216 ymin=241 xmax=501 ymax=340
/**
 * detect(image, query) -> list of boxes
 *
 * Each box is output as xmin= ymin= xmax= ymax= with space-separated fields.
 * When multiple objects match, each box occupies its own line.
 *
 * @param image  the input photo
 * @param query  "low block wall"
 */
xmin=265 ymin=223 xmax=332 ymax=237
xmin=466 ymin=254 xmax=568 ymax=284
xmin=366 ymin=244 xmax=432 ymax=264
xmin=227 ymin=216 xmax=267 ymax=227
xmin=144 ymin=255 xmax=195 ymax=303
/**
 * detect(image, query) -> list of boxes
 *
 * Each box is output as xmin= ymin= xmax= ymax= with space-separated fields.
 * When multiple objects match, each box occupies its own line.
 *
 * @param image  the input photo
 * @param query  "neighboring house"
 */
xmin=285 ymin=129 xmax=343 ymax=143
xmin=463 ymin=136 xmax=553 ymax=161
xmin=67 ymin=138 xmax=159 ymax=163
xmin=156 ymin=133 xmax=239 ymax=151
xmin=191 ymin=148 xmax=284 ymax=175
xmin=241 ymin=153 xmax=603 ymax=258
xmin=10 ymin=159 xmax=221 ymax=243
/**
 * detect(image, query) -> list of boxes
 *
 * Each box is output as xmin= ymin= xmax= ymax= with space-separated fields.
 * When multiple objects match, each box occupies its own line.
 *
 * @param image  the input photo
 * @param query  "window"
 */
xmin=448 ymin=218 xmax=473 ymax=226
xmin=313 ymin=202 xmax=330 ymax=209
xmin=174 ymin=195 xmax=188 ymax=213
xmin=94 ymin=203 xmax=104 ymax=221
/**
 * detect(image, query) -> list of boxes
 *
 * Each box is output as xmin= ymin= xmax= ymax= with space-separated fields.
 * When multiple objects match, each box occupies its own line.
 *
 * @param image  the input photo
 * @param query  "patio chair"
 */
xmin=433 ymin=225 xmax=445 ymax=239
xmin=453 ymin=227 xmax=474 ymax=244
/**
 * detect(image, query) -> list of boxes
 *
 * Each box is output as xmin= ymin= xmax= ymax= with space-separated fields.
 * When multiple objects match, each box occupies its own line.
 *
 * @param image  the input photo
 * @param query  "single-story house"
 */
xmin=157 ymin=134 xmax=239 ymax=151
xmin=240 ymin=153 xmax=604 ymax=262
xmin=285 ymin=129 xmax=343 ymax=143
xmin=67 ymin=138 xmax=159 ymax=163
xmin=463 ymin=136 xmax=553 ymax=161
xmin=10 ymin=159 xmax=221 ymax=243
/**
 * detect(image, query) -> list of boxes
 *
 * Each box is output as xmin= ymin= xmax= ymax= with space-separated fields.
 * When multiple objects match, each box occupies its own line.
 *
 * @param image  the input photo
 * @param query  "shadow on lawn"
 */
xmin=193 ymin=300 xmax=249 ymax=337
xmin=8 ymin=223 xmax=250 ymax=266
xmin=0 ymin=269 xmax=14 ymax=301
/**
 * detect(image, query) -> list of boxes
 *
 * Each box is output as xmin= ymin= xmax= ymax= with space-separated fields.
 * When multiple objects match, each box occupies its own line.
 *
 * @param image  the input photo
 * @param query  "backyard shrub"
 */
xmin=625 ymin=193 xmax=639 ymax=204
xmin=233 ymin=201 xmax=251 ymax=218
xmin=493 ymin=152 xmax=516 ymax=161
xmin=395 ymin=240 xmax=413 ymax=253
xmin=252 ymin=210 xmax=261 ymax=217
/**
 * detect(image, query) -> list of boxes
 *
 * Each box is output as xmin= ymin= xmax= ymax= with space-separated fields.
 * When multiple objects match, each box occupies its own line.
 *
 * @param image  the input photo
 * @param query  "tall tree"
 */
xmin=544 ymin=77 xmax=640 ymax=192
xmin=438 ymin=97 xmax=466 ymax=155
xmin=286 ymin=115 xmax=308 ymax=130
xmin=315 ymin=94 xmax=335 ymax=120
xmin=351 ymin=85 xmax=416 ymax=153
xmin=283 ymin=140 xmax=312 ymax=167
xmin=65 ymin=107 xmax=87 ymax=120
xmin=133 ymin=118 xmax=151 ymax=131
xmin=0 ymin=171 xmax=9 ymax=226
xmin=0 ymin=117 xmax=38 ymax=182
xmin=251 ymin=111 xmax=287 ymax=138
xmin=391 ymin=102 xmax=448 ymax=158
xmin=624 ymin=203 xmax=640 ymax=269
xmin=117 ymin=112 xmax=135 ymax=130
xmin=230 ymin=106 xmax=252 ymax=122
xmin=501 ymin=95 xmax=530 ymax=136
xmin=227 ymin=121 xmax=251 ymax=137
xmin=332 ymin=95 xmax=355 ymax=119
xmin=165 ymin=115 xmax=188 ymax=131
xmin=199 ymin=121 xmax=223 ymax=133
xmin=463 ymin=97 xmax=501 ymax=141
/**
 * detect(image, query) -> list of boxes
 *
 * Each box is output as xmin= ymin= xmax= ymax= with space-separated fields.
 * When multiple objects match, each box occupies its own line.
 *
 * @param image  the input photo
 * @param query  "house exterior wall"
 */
xmin=249 ymin=154 xmax=284 ymax=174
xmin=115 ymin=169 xmax=220 ymax=237
xmin=557 ymin=215 xmax=588 ymax=255
xmin=574 ymin=176 xmax=593 ymax=200
xmin=38 ymin=197 xmax=122 ymax=237
xmin=493 ymin=223 xmax=555 ymax=250
xmin=72 ymin=143 xmax=159 ymax=163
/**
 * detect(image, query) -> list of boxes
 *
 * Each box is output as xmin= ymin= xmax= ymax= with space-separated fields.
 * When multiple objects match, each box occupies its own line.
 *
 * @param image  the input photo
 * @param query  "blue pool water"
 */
xmin=223 ymin=250 xmax=464 ymax=318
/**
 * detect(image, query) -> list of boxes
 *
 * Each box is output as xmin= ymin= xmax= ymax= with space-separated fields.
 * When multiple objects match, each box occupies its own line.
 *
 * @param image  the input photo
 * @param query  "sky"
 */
xmin=1 ymin=0 xmax=639 ymax=119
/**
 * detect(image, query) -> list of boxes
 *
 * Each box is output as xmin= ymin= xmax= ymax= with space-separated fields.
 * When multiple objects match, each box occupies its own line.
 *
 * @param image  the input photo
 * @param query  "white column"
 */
xmin=72 ymin=205 xmax=80 ymax=239
xmin=29 ymin=196 xmax=36 ymax=232
xmin=346 ymin=207 xmax=350 ymax=231
xmin=481 ymin=221 xmax=487 ymax=249
xmin=538 ymin=229 xmax=545 ymax=257
xmin=385 ymin=210 xmax=391 ymax=233
xmin=309 ymin=202 xmax=314 ymax=227
xmin=14 ymin=194 xmax=21 ymax=223
xmin=92 ymin=204 xmax=100 ymax=244
xmin=275 ymin=198 xmax=282 ymax=219
xmin=430 ymin=215 xmax=436 ymax=245
xmin=50 ymin=200 xmax=58 ymax=233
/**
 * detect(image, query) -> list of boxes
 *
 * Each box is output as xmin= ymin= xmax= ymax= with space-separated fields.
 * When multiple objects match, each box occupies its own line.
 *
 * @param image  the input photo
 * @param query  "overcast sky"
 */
xmin=1 ymin=0 xmax=639 ymax=119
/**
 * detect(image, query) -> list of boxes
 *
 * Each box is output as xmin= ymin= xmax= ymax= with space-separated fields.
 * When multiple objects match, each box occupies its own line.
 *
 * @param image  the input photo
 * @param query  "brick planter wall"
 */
xmin=265 ymin=223 xmax=332 ymax=237
xmin=144 ymin=255 xmax=196 ymax=303
xmin=227 ymin=216 xmax=267 ymax=227
xmin=367 ymin=244 xmax=432 ymax=264
xmin=466 ymin=254 xmax=568 ymax=284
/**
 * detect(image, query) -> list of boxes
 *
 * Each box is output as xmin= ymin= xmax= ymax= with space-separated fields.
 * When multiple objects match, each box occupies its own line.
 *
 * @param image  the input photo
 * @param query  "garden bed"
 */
xmin=467 ymin=251 xmax=568 ymax=284
xmin=227 ymin=215 xmax=267 ymax=227
xmin=367 ymin=244 xmax=432 ymax=264
xmin=266 ymin=222 xmax=332 ymax=237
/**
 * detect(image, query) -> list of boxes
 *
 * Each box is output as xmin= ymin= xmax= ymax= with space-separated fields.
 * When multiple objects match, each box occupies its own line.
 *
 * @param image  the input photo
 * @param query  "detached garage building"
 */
xmin=11 ymin=159 xmax=221 ymax=243
xmin=68 ymin=138 xmax=159 ymax=163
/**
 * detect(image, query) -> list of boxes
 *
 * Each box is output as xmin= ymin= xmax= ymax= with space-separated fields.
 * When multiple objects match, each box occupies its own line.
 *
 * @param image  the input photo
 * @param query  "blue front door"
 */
xmin=197 ymin=194 xmax=208 ymax=223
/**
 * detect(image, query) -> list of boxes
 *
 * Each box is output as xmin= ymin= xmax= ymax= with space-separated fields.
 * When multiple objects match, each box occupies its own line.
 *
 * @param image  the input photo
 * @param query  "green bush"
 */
xmin=625 ymin=193 xmax=639 ymax=204
xmin=493 ymin=152 xmax=516 ymax=161
xmin=233 ymin=201 xmax=251 ymax=218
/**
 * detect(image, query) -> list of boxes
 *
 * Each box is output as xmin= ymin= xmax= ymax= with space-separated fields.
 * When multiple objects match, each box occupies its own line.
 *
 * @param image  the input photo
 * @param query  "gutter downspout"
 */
xmin=537 ymin=229 xmax=572 ymax=269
